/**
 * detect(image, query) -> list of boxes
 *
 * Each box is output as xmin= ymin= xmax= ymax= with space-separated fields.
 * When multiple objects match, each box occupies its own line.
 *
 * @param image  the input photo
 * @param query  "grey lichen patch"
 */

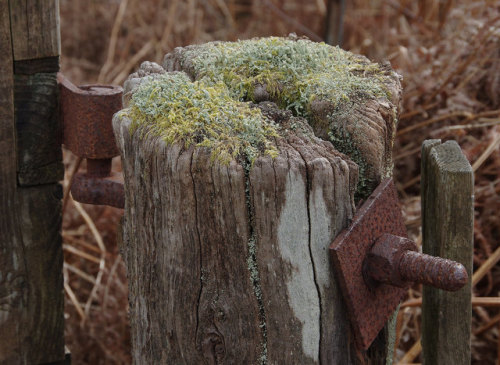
xmin=119 ymin=72 xmax=280 ymax=165
xmin=166 ymin=36 xmax=390 ymax=118
xmin=122 ymin=37 xmax=400 ymax=197
xmin=123 ymin=61 xmax=166 ymax=107
xmin=161 ymin=36 xmax=399 ymax=198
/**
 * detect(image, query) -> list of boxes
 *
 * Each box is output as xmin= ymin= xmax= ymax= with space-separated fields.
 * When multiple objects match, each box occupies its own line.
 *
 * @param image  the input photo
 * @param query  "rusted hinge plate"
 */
xmin=330 ymin=178 xmax=408 ymax=350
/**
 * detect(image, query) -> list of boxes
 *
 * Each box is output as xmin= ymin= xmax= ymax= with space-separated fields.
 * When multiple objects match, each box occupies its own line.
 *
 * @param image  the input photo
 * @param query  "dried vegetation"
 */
xmin=60 ymin=0 xmax=500 ymax=363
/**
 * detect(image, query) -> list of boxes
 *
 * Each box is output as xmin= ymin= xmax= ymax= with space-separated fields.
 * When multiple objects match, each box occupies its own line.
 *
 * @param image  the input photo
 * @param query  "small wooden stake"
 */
xmin=421 ymin=139 xmax=473 ymax=365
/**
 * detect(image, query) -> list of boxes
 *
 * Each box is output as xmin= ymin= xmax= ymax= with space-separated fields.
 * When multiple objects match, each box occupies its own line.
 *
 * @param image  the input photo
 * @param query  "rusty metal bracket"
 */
xmin=58 ymin=73 xmax=125 ymax=209
xmin=330 ymin=178 xmax=467 ymax=350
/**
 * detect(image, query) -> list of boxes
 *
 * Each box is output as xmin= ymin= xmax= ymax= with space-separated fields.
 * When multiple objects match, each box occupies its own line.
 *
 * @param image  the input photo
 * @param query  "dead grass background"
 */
xmin=59 ymin=0 xmax=500 ymax=363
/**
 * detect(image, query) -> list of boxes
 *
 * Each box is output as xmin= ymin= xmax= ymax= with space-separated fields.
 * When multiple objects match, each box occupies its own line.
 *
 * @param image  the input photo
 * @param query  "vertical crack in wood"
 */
xmin=244 ymin=162 xmax=268 ymax=364
xmin=190 ymin=149 xmax=204 ymax=350
xmin=208 ymin=162 xmax=227 ymax=365
xmin=290 ymin=145 xmax=323 ymax=362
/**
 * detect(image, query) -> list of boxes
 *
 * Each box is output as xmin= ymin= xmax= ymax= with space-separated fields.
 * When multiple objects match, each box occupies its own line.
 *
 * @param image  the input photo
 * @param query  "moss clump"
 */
xmin=177 ymin=37 xmax=389 ymax=118
xmin=123 ymin=37 xmax=395 ymax=197
xmin=123 ymin=72 xmax=279 ymax=164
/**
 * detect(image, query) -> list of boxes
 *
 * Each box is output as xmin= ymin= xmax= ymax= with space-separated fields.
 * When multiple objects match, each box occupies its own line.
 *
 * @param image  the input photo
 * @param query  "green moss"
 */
xmin=123 ymin=37 xmax=393 ymax=196
xmin=121 ymin=72 xmax=279 ymax=164
xmin=178 ymin=37 xmax=389 ymax=118
xmin=328 ymin=125 xmax=372 ymax=201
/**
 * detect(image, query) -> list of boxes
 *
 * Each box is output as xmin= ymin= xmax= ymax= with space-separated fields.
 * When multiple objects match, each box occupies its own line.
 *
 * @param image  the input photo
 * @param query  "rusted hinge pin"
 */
xmin=58 ymin=73 xmax=125 ymax=209
xmin=364 ymin=233 xmax=468 ymax=292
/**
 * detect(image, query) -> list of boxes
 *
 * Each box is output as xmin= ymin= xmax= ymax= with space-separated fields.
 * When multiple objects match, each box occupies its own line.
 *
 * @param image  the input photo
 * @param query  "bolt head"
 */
xmin=364 ymin=233 xmax=417 ymax=288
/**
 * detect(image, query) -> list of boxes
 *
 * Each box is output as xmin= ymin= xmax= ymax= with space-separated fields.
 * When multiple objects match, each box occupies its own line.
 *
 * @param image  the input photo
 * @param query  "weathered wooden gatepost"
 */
xmin=0 ymin=1 xmax=66 ymax=364
xmin=114 ymin=37 xmax=402 ymax=364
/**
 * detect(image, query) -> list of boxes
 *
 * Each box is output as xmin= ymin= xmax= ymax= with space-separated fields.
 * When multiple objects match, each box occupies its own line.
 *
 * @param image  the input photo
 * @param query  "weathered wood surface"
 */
xmin=421 ymin=140 xmax=473 ymax=365
xmin=307 ymin=66 xmax=401 ymax=200
xmin=0 ymin=2 xmax=29 ymax=362
xmin=17 ymin=184 xmax=65 ymax=362
xmin=14 ymin=56 xmax=60 ymax=75
xmin=0 ymin=1 xmax=65 ymax=363
xmin=118 ymin=47 xmax=401 ymax=363
xmin=115 ymin=111 xmax=366 ymax=363
xmin=15 ymin=72 xmax=63 ymax=185
xmin=9 ymin=0 xmax=61 ymax=61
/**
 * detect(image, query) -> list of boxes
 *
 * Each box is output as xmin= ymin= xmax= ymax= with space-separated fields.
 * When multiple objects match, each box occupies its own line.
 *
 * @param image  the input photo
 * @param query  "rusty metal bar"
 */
xmin=364 ymin=233 xmax=468 ymax=291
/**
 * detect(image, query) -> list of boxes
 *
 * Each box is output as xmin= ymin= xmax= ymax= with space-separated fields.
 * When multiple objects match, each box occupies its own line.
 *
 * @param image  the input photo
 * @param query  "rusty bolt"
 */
xmin=363 ymin=233 xmax=468 ymax=291
xmin=399 ymin=250 xmax=468 ymax=291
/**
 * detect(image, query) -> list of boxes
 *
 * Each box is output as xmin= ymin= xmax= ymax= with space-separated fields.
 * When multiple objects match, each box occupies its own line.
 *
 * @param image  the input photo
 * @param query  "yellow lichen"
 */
xmin=124 ymin=37 xmax=392 ymax=173
xmin=123 ymin=72 xmax=279 ymax=164
xmin=178 ymin=36 xmax=389 ymax=117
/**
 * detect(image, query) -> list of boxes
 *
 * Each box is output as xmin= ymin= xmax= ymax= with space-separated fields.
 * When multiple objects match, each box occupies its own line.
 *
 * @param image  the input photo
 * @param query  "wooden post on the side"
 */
xmin=0 ymin=1 xmax=65 ymax=363
xmin=421 ymin=139 xmax=473 ymax=364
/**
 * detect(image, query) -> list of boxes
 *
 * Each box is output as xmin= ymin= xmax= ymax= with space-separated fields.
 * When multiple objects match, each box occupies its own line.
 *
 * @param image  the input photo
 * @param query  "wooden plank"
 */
xmin=0 ymin=1 xmax=65 ymax=363
xmin=17 ymin=183 xmax=65 ymax=363
xmin=15 ymin=72 xmax=64 ymax=186
xmin=0 ymin=2 xmax=30 ymax=362
xmin=421 ymin=140 xmax=473 ymax=365
xmin=9 ymin=0 xmax=61 ymax=61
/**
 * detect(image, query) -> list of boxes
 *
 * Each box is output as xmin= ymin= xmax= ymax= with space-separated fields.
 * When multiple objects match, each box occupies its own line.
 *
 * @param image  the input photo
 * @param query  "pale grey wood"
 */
xmin=115 ymin=115 xmax=263 ymax=364
xmin=421 ymin=140 xmax=473 ymax=365
xmin=9 ymin=0 xmax=61 ymax=60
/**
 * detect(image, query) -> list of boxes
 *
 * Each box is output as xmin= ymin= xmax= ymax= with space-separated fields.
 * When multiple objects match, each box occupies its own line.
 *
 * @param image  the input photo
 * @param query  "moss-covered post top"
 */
xmin=117 ymin=35 xmax=401 ymax=198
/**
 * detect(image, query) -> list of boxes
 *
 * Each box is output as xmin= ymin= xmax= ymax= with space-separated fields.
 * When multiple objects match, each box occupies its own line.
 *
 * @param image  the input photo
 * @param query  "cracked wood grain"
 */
xmin=114 ymin=109 xmax=381 ymax=363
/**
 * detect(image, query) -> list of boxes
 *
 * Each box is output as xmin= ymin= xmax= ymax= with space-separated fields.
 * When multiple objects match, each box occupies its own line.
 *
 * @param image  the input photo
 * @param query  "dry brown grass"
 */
xmin=59 ymin=0 xmax=500 ymax=363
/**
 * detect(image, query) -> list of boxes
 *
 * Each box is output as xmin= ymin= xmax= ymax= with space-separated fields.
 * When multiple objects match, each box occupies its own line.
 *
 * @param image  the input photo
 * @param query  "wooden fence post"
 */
xmin=0 ymin=1 xmax=65 ymax=363
xmin=421 ymin=139 xmax=473 ymax=364
xmin=114 ymin=40 xmax=402 ymax=364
